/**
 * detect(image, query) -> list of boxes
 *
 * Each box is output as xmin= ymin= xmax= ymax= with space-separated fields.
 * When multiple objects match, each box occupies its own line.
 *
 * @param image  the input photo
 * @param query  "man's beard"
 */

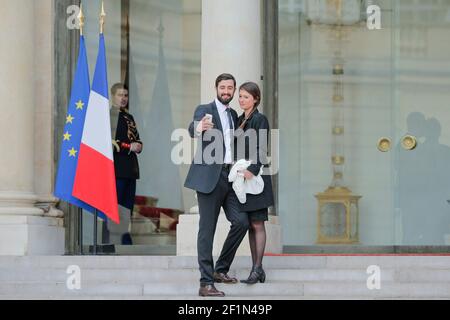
xmin=217 ymin=94 xmax=233 ymax=105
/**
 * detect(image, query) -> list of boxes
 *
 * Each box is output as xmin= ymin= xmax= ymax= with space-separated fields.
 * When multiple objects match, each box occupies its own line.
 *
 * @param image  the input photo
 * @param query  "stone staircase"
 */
xmin=0 ymin=255 xmax=450 ymax=299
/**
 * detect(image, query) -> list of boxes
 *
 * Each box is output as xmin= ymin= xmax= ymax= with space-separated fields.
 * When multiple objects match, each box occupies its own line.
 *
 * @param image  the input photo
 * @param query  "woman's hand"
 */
xmin=243 ymin=170 xmax=254 ymax=180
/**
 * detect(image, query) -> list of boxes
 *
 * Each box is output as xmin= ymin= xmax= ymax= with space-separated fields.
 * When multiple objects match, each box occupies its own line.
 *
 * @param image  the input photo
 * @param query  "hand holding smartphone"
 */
xmin=204 ymin=113 xmax=213 ymax=123
xmin=196 ymin=113 xmax=214 ymax=133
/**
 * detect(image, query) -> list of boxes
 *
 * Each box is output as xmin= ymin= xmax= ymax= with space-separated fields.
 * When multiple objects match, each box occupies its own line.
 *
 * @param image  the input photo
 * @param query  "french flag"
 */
xmin=73 ymin=34 xmax=119 ymax=224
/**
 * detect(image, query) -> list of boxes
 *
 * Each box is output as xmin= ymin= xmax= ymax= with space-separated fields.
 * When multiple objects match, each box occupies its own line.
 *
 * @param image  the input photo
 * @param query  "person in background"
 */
xmin=109 ymin=83 xmax=143 ymax=245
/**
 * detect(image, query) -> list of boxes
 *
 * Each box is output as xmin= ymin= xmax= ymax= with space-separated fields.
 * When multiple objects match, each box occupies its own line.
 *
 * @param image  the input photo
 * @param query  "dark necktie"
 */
xmin=225 ymin=107 xmax=234 ymax=132
xmin=225 ymin=107 xmax=234 ymax=163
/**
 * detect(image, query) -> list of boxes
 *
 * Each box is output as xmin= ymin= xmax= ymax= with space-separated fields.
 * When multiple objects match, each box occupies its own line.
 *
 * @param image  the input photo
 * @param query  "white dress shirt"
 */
xmin=215 ymin=99 xmax=234 ymax=164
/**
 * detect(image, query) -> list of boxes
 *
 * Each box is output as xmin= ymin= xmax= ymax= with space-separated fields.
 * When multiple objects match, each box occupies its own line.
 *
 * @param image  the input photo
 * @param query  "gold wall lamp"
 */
xmin=315 ymin=187 xmax=361 ymax=244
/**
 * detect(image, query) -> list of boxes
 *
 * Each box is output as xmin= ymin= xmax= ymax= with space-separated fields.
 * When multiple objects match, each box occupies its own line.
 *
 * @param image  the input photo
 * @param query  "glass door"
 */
xmin=58 ymin=0 xmax=202 ymax=255
xmin=393 ymin=0 xmax=450 ymax=245
xmin=278 ymin=0 xmax=450 ymax=250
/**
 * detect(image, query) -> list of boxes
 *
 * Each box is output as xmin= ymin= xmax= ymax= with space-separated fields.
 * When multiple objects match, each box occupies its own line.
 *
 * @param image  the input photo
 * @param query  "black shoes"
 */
xmin=240 ymin=265 xmax=266 ymax=284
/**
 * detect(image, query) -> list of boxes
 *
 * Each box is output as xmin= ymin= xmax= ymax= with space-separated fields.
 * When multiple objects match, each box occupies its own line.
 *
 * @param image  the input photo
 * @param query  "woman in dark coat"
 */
xmin=235 ymin=82 xmax=274 ymax=284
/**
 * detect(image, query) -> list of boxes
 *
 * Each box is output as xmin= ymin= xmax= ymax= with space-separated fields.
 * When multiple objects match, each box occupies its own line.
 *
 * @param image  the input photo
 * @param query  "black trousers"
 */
xmin=197 ymin=167 xmax=250 ymax=285
xmin=116 ymin=178 xmax=136 ymax=211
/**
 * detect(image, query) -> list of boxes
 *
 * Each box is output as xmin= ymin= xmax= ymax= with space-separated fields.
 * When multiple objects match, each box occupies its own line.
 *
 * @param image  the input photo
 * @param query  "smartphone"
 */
xmin=205 ymin=113 xmax=213 ymax=123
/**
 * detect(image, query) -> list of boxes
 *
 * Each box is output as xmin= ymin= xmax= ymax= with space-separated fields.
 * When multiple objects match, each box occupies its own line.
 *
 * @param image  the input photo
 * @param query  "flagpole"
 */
xmin=77 ymin=4 xmax=85 ymax=257
xmin=78 ymin=207 xmax=84 ymax=255
xmin=92 ymin=2 xmax=105 ymax=257
xmin=100 ymin=1 xmax=106 ymax=34
xmin=78 ymin=3 xmax=85 ymax=36
xmin=93 ymin=209 xmax=98 ymax=255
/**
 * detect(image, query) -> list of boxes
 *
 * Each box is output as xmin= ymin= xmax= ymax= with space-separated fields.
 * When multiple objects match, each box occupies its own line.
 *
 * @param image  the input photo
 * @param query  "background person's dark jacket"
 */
xmin=113 ymin=109 xmax=142 ymax=180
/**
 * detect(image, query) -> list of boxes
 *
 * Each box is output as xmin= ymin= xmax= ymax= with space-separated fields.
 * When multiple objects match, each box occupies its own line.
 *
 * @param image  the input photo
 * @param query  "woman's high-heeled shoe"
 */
xmin=240 ymin=265 xmax=266 ymax=284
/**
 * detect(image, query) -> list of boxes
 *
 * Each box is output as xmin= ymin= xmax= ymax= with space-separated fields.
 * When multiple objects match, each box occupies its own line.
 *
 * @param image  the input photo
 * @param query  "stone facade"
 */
xmin=0 ymin=0 xmax=64 ymax=255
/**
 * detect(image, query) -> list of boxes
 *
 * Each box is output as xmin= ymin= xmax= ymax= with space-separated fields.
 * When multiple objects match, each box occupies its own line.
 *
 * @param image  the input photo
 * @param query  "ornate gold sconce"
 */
xmin=315 ymin=187 xmax=361 ymax=244
xmin=311 ymin=1 xmax=362 ymax=244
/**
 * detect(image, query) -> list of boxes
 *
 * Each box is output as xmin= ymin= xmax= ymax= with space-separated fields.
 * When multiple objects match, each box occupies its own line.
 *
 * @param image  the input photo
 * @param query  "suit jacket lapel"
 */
xmin=232 ymin=110 xmax=238 ymax=129
xmin=211 ymin=101 xmax=223 ymax=134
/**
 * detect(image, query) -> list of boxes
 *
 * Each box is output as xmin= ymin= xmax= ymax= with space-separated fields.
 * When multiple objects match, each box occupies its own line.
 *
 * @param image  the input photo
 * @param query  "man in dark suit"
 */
xmin=185 ymin=74 xmax=250 ymax=297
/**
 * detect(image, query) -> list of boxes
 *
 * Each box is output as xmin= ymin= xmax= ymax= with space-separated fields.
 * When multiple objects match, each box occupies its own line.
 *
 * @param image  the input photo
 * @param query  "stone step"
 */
xmin=151 ymin=282 xmax=450 ymax=298
xmin=0 ymin=295 xmax=357 ymax=300
xmin=0 ymin=268 xmax=399 ymax=283
xmin=0 ymin=256 xmax=324 ymax=270
xmin=6 ymin=267 xmax=443 ymax=283
xmin=144 ymin=282 xmax=305 ymax=296
xmin=0 ymin=282 xmax=144 ymax=297
xmin=3 ymin=255 xmax=450 ymax=269
xmin=302 ymin=282 xmax=450 ymax=299
xmin=0 ymin=282 xmax=303 ymax=297
xmin=2 ymin=256 xmax=450 ymax=299
xmin=324 ymin=256 xmax=450 ymax=269
xmin=1 ymin=281 xmax=449 ymax=299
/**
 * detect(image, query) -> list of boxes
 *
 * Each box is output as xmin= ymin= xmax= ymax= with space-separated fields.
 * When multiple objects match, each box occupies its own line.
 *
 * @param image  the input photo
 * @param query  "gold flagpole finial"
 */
xmin=100 ymin=1 xmax=106 ymax=34
xmin=78 ymin=3 xmax=85 ymax=36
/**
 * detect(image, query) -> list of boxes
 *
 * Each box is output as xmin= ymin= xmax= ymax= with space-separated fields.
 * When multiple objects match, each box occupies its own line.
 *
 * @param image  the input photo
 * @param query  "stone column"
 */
xmin=0 ymin=0 xmax=64 ymax=255
xmin=177 ymin=0 xmax=282 ymax=256
xmin=201 ymin=0 xmax=263 ymax=111
xmin=34 ymin=0 xmax=64 ymax=219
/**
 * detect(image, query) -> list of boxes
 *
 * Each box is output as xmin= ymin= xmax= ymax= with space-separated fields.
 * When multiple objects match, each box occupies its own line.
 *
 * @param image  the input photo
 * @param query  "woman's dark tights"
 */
xmin=248 ymin=220 xmax=266 ymax=268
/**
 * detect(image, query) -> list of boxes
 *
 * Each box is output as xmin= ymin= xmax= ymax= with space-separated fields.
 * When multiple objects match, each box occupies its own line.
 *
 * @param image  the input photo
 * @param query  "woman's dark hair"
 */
xmin=215 ymin=73 xmax=236 ymax=88
xmin=239 ymin=82 xmax=261 ymax=108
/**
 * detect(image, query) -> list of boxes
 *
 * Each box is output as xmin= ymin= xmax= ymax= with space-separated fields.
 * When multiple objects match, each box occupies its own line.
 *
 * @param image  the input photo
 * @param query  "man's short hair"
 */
xmin=215 ymin=73 xmax=236 ymax=88
xmin=111 ymin=83 xmax=129 ymax=96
